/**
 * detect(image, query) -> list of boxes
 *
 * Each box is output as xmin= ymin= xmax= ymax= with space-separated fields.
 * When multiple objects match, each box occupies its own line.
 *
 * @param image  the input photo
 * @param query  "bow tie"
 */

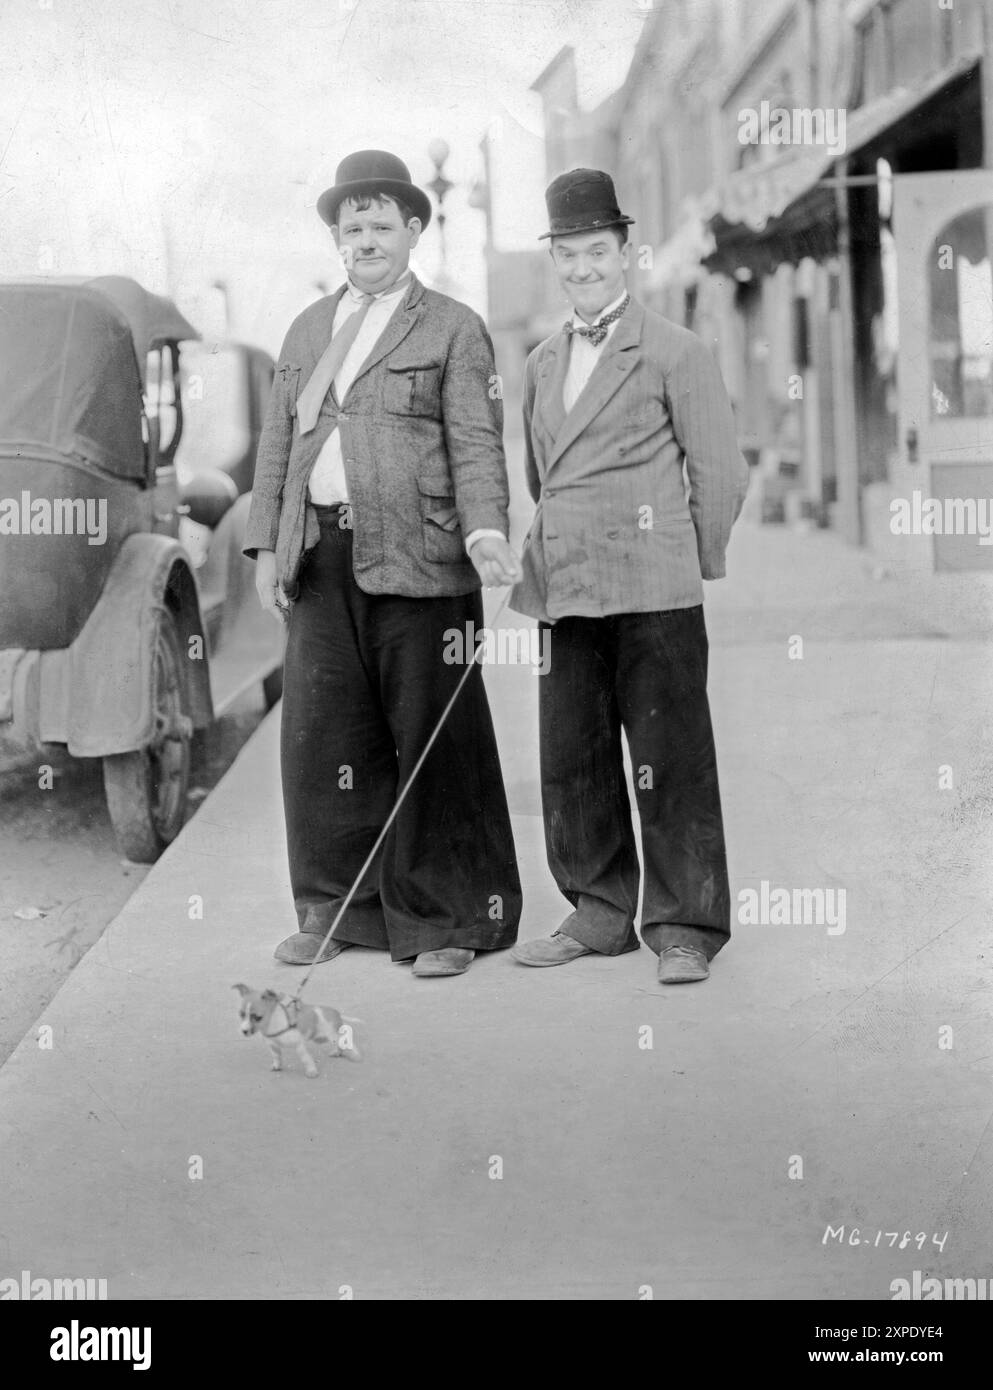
xmin=564 ymin=294 xmax=630 ymax=347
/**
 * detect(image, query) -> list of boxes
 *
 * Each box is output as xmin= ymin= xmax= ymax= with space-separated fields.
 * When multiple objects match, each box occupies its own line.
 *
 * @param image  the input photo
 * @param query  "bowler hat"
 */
xmin=317 ymin=150 xmax=432 ymax=229
xmin=539 ymin=168 xmax=635 ymax=240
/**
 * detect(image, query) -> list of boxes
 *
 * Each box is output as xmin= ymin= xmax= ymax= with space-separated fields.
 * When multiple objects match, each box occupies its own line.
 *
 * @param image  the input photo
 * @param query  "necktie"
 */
xmin=564 ymin=293 xmax=630 ymax=348
xmin=295 ymin=292 xmax=376 ymax=434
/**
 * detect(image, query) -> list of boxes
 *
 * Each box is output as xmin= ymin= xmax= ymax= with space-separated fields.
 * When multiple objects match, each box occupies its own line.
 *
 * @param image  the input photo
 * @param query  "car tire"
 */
xmin=102 ymin=613 xmax=192 ymax=863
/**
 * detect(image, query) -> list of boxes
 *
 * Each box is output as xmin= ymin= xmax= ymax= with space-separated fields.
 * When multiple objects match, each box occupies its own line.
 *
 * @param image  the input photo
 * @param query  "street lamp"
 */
xmin=427 ymin=138 xmax=454 ymax=281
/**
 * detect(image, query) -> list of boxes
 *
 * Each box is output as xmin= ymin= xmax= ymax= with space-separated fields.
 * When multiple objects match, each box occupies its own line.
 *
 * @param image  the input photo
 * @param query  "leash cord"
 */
xmin=289 ymin=585 xmax=515 ymax=1001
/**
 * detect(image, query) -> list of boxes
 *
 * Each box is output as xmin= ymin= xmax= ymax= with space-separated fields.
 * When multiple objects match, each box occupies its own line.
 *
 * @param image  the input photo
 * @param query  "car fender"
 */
xmin=38 ymin=533 xmax=214 ymax=756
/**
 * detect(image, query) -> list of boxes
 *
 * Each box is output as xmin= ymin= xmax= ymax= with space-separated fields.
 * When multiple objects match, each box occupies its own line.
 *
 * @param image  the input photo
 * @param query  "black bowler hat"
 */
xmin=539 ymin=167 xmax=635 ymax=240
xmin=317 ymin=149 xmax=432 ymax=229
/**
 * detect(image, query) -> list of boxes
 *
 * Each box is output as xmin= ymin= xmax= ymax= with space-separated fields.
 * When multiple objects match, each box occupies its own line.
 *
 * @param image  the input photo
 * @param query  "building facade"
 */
xmin=514 ymin=0 xmax=993 ymax=571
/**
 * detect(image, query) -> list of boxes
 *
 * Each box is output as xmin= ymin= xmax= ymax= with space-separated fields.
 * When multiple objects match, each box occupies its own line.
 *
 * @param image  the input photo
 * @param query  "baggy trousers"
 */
xmin=279 ymin=508 xmax=522 ymax=960
xmin=538 ymin=605 xmax=731 ymax=960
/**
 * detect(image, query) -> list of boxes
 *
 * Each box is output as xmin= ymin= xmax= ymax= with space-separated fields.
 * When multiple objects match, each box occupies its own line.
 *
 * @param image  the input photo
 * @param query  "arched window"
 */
xmin=928 ymin=209 xmax=993 ymax=419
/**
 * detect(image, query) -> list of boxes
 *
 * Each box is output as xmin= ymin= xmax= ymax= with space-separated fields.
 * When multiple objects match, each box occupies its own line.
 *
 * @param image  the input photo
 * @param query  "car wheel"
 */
xmin=102 ymin=614 xmax=193 ymax=863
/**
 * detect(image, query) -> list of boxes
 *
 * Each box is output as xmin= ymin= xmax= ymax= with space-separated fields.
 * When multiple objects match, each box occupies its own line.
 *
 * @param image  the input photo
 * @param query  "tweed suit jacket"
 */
xmin=509 ymin=297 xmax=749 ymax=623
xmin=243 ymin=275 xmax=509 ymax=598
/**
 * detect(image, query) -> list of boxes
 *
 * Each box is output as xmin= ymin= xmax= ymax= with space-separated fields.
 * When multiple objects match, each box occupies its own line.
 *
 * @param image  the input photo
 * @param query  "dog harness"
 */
xmin=261 ymin=998 xmax=305 ymax=1040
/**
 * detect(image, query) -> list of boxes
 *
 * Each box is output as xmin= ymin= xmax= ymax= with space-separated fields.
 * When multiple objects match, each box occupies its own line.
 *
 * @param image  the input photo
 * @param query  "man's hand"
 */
xmin=254 ymin=549 xmax=292 ymax=625
xmin=468 ymin=535 xmax=522 ymax=588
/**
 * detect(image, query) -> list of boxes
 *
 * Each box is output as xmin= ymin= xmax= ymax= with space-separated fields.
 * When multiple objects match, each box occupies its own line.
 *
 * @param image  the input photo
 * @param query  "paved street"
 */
xmin=1 ymin=515 xmax=991 ymax=1300
xmin=0 ymin=696 xmax=270 ymax=1066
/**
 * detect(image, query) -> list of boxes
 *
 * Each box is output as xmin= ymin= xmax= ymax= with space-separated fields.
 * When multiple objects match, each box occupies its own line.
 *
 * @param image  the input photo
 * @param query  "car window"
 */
xmin=144 ymin=346 xmax=180 ymax=458
xmin=175 ymin=344 xmax=251 ymax=484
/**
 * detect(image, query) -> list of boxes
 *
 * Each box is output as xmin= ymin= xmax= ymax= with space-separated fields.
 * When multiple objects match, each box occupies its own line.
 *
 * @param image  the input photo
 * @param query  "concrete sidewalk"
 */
xmin=1 ymin=522 xmax=992 ymax=1300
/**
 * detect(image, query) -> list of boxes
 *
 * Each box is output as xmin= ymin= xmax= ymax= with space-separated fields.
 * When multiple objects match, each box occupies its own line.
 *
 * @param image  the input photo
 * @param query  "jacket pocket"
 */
xmin=417 ymin=475 xmax=464 ymax=563
xmin=384 ymin=363 xmax=442 ymax=418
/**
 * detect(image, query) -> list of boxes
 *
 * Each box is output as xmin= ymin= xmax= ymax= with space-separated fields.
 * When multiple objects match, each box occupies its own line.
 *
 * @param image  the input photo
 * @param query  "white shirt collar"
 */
xmin=346 ymin=270 xmax=412 ymax=304
xmin=570 ymin=287 xmax=628 ymax=331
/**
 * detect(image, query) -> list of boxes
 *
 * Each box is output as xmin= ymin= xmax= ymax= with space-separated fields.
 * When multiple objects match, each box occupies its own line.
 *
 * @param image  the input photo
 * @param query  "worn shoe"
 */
xmin=411 ymin=948 xmax=475 ymax=977
xmin=273 ymin=933 xmax=352 ymax=965
xmin=657 ymin=945 xmax=709 ymax=984
xmin=511 ymin=931 xmax=595 ymax=967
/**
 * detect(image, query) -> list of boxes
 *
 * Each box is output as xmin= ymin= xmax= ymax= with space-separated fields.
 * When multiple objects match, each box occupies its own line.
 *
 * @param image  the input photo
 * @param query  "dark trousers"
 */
xmin=279 ymin=510 xmax=522 ymax=960
xmin=538 ymin=605 xmax=730 ymax=960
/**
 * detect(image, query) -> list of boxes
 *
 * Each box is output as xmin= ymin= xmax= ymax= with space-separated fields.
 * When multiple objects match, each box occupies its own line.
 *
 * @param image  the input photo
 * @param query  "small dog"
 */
xmin=233 ymin=984 xmax=362 ymax=1078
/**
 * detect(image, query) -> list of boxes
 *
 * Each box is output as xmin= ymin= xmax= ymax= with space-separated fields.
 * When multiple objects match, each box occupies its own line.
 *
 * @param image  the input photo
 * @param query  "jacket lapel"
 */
xmin=545 ymin=298 xmax=644 ymax=472
xmin=537 ymin=332 xmax=569 ymax=449
xmin=343 ymin=274 xmax=424 ymax=395
xmin=301 ymin=285 xmax=348 ymax=407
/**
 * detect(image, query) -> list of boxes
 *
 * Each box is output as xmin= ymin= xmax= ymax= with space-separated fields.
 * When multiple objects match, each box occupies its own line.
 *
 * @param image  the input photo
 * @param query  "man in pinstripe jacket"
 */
xmin=509 ymin=169 xmax=749 ymax=984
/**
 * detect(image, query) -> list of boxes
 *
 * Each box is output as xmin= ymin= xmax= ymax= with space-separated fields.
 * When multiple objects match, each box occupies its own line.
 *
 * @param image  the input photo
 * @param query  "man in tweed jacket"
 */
xmin=246 ymin=277 xmax=514 ymax=605
xmin=244 ymin=150 xmax=522 ymax=978
xmin=510 ymin=169 xmax=748 ymax=984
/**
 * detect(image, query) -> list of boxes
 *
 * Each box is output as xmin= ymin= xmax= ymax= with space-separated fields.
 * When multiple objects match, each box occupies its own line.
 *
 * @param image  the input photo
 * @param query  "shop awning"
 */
xmin=644 ymin=206 xmax=717 ymax=292
xmin=702 ymin=49 xmax=982 ymax=277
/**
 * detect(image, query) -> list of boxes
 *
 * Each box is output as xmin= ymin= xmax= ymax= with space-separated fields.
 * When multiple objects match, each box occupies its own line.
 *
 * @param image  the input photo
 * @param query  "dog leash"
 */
xmin=289 ymin=584 xmax=516 ymax=1003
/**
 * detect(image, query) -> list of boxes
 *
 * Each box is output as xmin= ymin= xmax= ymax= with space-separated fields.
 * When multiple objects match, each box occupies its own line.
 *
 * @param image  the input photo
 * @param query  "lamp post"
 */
xmin=468 ymin=131 xmax=493 ymax=250
xmin=427 ymin=138 xmax=454 ymax=285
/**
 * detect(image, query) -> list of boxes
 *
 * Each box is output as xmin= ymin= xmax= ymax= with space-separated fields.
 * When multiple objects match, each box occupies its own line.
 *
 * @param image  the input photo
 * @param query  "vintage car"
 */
xmin=0 ymin=275 xmax=284 ymax=861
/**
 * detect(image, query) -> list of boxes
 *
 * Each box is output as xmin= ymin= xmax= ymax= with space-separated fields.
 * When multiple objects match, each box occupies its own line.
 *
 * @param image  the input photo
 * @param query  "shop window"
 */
xmin=929 ymin=209 xmax=993 ymax=419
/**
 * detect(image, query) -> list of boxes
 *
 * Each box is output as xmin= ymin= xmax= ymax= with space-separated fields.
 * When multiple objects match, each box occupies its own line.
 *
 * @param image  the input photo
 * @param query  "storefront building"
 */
xmin=704 ymin=0 xmax=993 ymax=569
xmin=532 ymin=0 xmax=993 ymax=570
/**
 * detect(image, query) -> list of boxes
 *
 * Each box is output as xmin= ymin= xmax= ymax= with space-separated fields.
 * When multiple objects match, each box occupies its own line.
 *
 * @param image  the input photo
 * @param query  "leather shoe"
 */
xmin=511 ymin=931 xmax=594 ymax=967
xmin=273 ymin=932 xmax=352 ymax=965
xmin=411 ymin=948 xmax=475 ymax=977
xmin=657 ymin=945 xmax=709 ymax=983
